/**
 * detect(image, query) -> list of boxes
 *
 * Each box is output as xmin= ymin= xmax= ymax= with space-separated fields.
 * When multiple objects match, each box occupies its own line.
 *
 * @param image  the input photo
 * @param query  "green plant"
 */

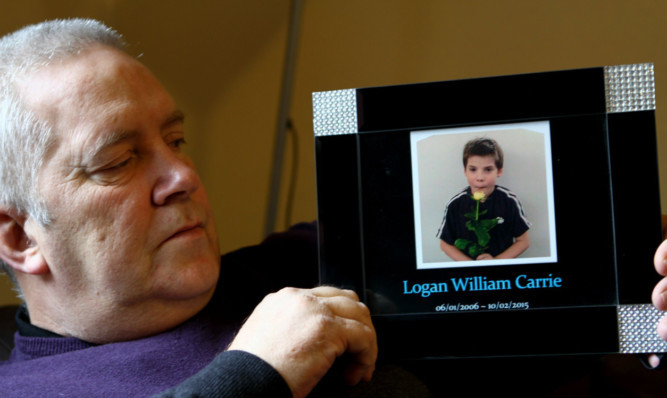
xmin=454 ymin=191 xmax=500 ymax=258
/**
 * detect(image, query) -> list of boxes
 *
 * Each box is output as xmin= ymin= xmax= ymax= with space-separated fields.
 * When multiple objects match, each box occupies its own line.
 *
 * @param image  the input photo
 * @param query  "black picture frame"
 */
xmin=313 ymin=64 xmax=666 ymax=359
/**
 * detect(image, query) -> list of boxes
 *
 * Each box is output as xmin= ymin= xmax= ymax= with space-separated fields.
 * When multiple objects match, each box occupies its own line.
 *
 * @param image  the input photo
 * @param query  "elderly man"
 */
xmin=0 ymin=19 xmax=376 ymax=397
xmin=3 ymin=18 xmax=667 ymax=398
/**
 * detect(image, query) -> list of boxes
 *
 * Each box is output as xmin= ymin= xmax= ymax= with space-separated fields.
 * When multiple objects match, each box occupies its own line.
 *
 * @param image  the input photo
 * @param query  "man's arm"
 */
xmin=158 ymin=286 xmax=376 ymax=398
xmin=228 ymin=286 xmax=377 ymax=398
xmin=154 ymin=350 xmax=292 ymax=398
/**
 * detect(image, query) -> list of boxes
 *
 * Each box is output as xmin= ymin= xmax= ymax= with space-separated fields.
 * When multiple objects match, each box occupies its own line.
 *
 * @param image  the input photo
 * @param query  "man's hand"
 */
xmin=227 ymin=286 xmax=377 ymax=398
xmin=653 ymin=240 xmax=667 ymax=341
xmin=649 ymin=240 xmax=667 ymax=368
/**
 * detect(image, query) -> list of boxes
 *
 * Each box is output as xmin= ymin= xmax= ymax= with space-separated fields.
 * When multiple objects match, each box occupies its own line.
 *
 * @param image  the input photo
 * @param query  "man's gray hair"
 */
xmin=0 ymin=19 xmax=125 ymax=290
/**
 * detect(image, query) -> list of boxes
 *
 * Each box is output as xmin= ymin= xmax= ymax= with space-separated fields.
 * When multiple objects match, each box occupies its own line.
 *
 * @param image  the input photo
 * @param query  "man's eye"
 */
xmin=169 ymin=138 xmax=187 ymax=150
xmin=86 ymin=155 xmax=135 ymax=185
xmin=100 ymin=155 xmax=134 ymax=173
xmin=110 ymin=158 xmax=131 ymax=169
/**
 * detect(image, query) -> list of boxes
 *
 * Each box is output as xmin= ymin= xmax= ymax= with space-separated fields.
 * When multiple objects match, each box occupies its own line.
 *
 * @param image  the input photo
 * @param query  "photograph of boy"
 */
xmin=437 ymin=138 xmax=531 ymax=261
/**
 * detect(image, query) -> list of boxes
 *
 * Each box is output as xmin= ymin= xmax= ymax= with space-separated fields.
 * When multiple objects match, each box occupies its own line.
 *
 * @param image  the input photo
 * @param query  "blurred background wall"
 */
xmin=1 ymin=0 xmax=666 ymax=305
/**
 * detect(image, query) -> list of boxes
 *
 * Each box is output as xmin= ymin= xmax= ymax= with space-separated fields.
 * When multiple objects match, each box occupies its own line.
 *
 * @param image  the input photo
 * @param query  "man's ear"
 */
xmin=497 ymin=167 xmax=503 ymax=178
xmin=0 ymin=207 xmax=48 ymax=275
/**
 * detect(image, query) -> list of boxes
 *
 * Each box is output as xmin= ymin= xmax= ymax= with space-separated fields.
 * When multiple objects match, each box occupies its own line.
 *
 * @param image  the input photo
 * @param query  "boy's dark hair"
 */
xmin=462 ymin=137 xmax=504 ymax=169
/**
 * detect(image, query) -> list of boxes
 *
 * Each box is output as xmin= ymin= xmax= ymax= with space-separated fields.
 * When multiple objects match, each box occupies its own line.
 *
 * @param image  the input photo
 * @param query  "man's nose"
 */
xmin=152 ymin=150 xmax=201 ymax=206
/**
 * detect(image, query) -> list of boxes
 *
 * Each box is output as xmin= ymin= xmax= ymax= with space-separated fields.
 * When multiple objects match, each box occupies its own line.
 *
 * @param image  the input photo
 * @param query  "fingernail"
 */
xmin=658 ymin=320 xmax=667 ymax=342
xmin=649 ymin=354 xmax=661 ymax=368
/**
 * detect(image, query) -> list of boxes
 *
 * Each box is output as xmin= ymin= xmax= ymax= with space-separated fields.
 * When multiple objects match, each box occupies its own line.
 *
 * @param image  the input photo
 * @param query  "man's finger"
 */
xmin=654 ymin=240 xmax=667 ymax=276
xmin=310 ymin=285 xmax=360 ymax=301
xmin=658 ymin=316 xmax=667 ymax=342
xmin=322 ymin=295 xmax=371 ymax=322
xmin=335 ymin=316 xmax=378 ymax=385
xmin=652 ymin=277 xmax=667 ymax=311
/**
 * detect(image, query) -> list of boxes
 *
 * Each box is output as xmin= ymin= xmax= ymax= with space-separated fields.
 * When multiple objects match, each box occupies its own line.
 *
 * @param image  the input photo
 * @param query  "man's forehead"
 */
xmin=19 ymin=46 xmax=149 ymax=112
xmin=17 ymin=46 xmax=179 ymax=163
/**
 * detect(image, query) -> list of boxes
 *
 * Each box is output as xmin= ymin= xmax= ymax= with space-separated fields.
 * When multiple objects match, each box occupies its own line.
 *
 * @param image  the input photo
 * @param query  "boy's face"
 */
xmin=464 ymin=155 xmax=503 ymax=197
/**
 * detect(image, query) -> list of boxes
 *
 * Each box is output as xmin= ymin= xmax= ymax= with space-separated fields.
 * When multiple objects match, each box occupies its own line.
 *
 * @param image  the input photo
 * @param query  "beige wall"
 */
xmin=1 ymin=0 xmax=666 ymax=306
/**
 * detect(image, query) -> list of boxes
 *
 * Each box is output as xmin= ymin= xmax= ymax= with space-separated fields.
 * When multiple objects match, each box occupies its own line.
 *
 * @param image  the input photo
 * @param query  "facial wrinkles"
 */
xmin=24 ymin=59 xmax=134 ymax=256
xmin=67 ymin=83 xmax=135 ymax=167
xmin=0 ymin=46 xmax=220 ymax=343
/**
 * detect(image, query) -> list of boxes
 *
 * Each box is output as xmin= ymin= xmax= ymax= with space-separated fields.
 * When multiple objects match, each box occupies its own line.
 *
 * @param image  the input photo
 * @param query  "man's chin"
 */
xmin=153 ymin=260 xmax=219 ymax=300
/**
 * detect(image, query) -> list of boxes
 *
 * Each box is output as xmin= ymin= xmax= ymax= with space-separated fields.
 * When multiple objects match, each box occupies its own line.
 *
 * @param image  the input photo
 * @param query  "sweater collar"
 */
xmin=11 ymin=333 xmax=93 ymax=361
xmin=15 ymin=304 xmax=63 ymax=338
xmin=11 ymin=305 xmax=93 ymax=361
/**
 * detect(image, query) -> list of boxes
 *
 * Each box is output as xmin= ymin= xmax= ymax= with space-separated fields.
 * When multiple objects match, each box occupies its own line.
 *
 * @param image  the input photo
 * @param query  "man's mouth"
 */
xmin=164 ymin=222 xmax=205 ymax=243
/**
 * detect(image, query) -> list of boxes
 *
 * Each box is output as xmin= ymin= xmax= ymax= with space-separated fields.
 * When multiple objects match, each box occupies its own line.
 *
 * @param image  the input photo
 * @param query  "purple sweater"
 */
xmin=0 ymin=309 xmax=291 ymax=397
xmin=0 ymin=224 xmax=319 ymax=397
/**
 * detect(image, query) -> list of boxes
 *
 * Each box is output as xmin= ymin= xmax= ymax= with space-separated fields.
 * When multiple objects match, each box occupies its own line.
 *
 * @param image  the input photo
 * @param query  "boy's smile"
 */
xmin=464 ymin=155 xmax=503 ymax=197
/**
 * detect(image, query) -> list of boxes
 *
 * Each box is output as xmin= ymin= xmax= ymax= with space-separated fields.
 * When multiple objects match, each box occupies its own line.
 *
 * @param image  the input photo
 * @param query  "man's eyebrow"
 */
xmin=162 ymin=109 xmax=185 ymax=129
xmin=87 ymin=110 xmax=185 ymax=158
xmin=86 ymin=128 xmax=137 ymax=161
